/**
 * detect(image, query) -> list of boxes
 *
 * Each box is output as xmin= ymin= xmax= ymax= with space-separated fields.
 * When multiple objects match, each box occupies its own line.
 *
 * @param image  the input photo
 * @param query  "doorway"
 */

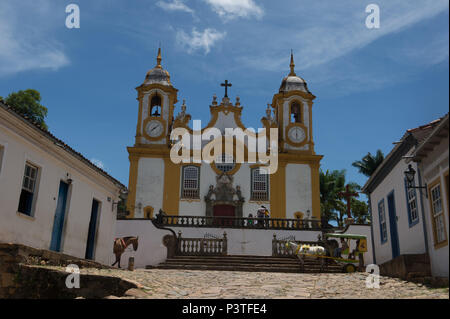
xmin=213 ymin=204 xmax=235 ymax=226
xmin=85 ymin=199 xmax=100 ymax=260
xmin=50 ymin=181 xmax=69 ymax=252
xmin=387 ymin=191 xmax=400 ymax=259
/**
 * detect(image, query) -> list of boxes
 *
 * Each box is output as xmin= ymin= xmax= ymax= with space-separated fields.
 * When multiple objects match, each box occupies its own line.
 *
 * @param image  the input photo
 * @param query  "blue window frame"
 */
xmin=378 ymin=199 xmax=388 ymax=244
xmin=404 ymin=178 xmax=419 ymax=227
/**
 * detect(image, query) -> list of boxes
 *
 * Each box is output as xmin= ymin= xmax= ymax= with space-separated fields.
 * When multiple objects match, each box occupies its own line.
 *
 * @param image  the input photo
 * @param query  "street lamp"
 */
xmin=404 ymin=164 xmax=427 ymax=197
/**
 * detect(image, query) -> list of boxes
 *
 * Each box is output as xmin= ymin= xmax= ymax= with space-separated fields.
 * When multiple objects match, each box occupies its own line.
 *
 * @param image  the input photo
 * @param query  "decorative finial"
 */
xmin=181 ymin=99 xmax=186 ymax=112
xmin=212 ymin=94 xmax=218 ymax=105
xmin=235 ymin=96 xmax=240 ymax=106
xmin=156 ymin=47 xmax=162 ymax=68
xmin=289 ymin=50 xmax=296 ymax=76
xmin=266 ymin=104 xmax=272 ymax=118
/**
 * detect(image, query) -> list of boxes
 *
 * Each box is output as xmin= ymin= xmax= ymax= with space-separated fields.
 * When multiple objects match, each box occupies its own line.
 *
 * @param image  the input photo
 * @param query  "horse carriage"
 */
xmin=286 ymin=233 xmax=368 ymax=273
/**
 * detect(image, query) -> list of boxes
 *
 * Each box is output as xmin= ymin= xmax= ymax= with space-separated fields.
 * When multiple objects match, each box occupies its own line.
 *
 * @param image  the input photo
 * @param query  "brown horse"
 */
xmin=112 ymin=236 xmax=139 ymax=268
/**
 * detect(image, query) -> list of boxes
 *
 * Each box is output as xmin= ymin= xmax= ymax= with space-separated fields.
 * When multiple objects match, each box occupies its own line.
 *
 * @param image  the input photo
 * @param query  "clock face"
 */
xmin=145 ymin=120 xmax=164 ymax=138
xmin=288 ymin=126 xmax=306 ymax=143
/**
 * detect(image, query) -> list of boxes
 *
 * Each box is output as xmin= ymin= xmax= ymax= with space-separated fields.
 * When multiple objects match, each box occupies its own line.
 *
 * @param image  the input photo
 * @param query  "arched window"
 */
xmin=251 ymin=168 xmax=269 ymax=201
xmin=290 ymin=102 xmax=301 ymax=123
xmin=150 ymin=94 xmax=162 ymax=117
xmin=181 ymin=166 xmax=200 ymax=199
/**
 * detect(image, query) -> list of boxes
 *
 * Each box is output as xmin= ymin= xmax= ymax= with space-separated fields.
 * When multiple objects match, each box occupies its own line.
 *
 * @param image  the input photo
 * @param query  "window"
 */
xmin=429 ymin=183 xmax=447 ymax=246
xmin=215 ymin=154 xmax=235 ymax=173
xmin=0 ymin=145 xmax=4 ymax=176
xmin=150 ymin=94 xmax=162 ymax=117
xmin=18 ymin=163 xmax=39 ymax=216
xmin=181 ymin=166 xmax=200 ymax=199
xmin=404 ymin=178 xmax=419 ymax=226
xmin=378 ymin=199 xmax=387 ymax=244
xmin=290 ymin=102 xmax=301 ymax=123
xmin=251 ymin=168 xmax=269 ymax=201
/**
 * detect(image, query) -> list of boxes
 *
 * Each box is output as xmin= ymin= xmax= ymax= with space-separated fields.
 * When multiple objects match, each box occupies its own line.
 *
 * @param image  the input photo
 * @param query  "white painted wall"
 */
xmin=0 ymin=118 xmax=121 ymax=265
xmin=134 ymin=157 xmax=165 ymax=218
xmin=420 ymin=136 xmax=449 ymax=278
xmin=369 ymin=154 xmax=427 ymax=266
xmin=285 ymin=163 xmax=312 ymax=219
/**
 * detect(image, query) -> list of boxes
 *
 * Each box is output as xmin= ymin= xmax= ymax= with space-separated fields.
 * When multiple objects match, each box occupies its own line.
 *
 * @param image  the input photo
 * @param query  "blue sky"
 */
xmin=0 ymin=0 xmax=448 ymax=189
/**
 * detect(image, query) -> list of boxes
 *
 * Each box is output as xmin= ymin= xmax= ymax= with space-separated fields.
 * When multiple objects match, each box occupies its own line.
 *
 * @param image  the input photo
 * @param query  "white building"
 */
xmin=126 ymin=49 xmax=322 ymax=222
xmin=0 ymin=101 xmax=126 ymax=265
xmin=116 ymin=49 xmax=373 ymax=269
xmin=363 ymin=115 xmax=448 ymax=280
xmin=411 ymin=113 xmax=449 ymax=278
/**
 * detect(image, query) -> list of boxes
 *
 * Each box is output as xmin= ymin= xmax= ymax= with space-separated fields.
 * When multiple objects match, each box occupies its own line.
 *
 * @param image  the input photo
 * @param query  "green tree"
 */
xmin=352 ymin=150 xmax=384 ymax=177
xmin=320 ymin=169 xmax=366 ymax=227
xmin=350 ymin=198 xmax=370 ymax=224
xmin=1 ymin=89 xmax=48 ymax=130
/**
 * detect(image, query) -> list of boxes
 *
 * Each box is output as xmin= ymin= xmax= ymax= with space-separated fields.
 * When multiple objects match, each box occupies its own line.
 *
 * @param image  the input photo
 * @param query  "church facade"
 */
xmin=125 ymin=49 xmax=323 ymax=222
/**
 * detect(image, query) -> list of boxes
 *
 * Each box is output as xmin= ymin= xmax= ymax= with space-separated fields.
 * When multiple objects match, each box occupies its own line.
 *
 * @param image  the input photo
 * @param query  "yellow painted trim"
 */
xmin=427 ymin=176 xmax=448 ymax=249
xmin=162 ymin=157 xmax=181 ymax=215
xmin=270 ymin=161 xmax=287 ymax=218
xmin=444 ymin=169 xmax=449 ymax=218
xmin=126 ymin=155 xmax=139 ymax=218
xmin=309 ymin=161 xmax=321 ymax=219
xmin=308 ymin=100 xmax=314 ymax=152
xmin=144 ymin=206 xmax=154 ymax=219
xmin=135 ymin=98 xmax=143 ymax=144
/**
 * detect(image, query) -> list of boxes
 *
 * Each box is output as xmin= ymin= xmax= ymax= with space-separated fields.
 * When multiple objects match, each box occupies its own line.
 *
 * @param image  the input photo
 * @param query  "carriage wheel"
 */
xmin=344 ymin=264 xmax=356 ymax=273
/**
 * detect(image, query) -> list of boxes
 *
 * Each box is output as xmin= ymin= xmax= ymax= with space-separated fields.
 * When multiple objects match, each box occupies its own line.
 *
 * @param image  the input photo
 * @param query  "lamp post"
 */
xmin=404 ymin=164 xmax=427 ymax=198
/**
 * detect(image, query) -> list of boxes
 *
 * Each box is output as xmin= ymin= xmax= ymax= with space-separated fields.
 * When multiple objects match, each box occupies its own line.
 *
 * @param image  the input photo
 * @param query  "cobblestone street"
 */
xmin=53 ymin=267 xmax=449 ymax=299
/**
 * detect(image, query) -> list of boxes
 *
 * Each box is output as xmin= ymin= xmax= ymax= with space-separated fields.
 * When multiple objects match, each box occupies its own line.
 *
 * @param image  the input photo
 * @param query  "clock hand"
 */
xmin=150 ymin=126 xmax=158 ymax=132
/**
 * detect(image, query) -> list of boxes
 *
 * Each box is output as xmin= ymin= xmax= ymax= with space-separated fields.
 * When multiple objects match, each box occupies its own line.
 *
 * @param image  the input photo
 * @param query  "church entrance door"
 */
xmin=213 ymin=205 xmax=235 ymax=226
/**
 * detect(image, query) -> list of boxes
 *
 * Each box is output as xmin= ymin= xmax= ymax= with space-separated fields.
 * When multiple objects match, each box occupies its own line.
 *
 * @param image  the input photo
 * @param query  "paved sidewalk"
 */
xmin=54 ymin=267 xmax=449 ymax=299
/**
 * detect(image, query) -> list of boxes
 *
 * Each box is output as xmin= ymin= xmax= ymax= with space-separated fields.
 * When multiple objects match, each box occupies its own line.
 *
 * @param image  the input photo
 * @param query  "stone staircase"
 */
xmin=151 ymin=255 xmax=345 ymax=273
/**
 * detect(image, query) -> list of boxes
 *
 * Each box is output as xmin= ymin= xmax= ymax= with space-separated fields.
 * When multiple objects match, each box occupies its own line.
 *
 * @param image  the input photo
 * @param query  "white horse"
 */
xmin=299 ymin=244 xmax=326 ymax=256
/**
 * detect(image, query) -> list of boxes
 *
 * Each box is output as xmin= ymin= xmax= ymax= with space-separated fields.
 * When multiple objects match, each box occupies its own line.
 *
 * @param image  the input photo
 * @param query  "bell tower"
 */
xmin=271 ymin=52 xmax=316 ymax=154
xmin=135 ymin=48 xmax=178 ymax=146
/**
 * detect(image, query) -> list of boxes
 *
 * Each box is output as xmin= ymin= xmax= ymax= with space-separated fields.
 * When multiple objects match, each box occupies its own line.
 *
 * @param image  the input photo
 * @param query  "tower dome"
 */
xmin=144 ymin=47 xmax=172 ymax=86
xmin=279 ymin=52 xmax=310 ymax=93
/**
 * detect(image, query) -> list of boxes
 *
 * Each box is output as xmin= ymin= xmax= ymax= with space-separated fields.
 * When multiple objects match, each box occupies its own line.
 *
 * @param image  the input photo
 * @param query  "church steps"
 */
xmin=154 ymin=264 xmax=342 ymax=273
xmin=152 ymin=255 xmax=344 ymax=273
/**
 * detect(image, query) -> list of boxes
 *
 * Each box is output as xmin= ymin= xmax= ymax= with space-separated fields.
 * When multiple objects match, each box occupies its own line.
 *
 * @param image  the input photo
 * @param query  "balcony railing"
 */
xmin=154 ymin=211 xmax=321 ymax=231
xmin=177 ymin=231 xmax=227 ymax=256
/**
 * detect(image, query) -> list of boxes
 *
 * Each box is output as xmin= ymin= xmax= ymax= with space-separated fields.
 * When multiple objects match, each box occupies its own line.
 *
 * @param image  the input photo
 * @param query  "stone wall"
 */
xmin=0 ymin=243 xmax=137 ymax=299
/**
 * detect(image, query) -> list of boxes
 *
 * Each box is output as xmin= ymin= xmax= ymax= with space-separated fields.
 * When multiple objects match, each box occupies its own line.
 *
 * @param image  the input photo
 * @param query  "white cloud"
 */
xmin=91 ymin=159 xmax=105 ymax=170
xmin=156 ymin=0 xmax=194 ymax=15
xmin=204 ymin=0 xmax=264 ymax=20
xmin=239 ymin=0 xmax=449 ymax=72
xmin=0 ymin=1 xmax=69 ymax=77
xmin=176 ymin=28 xmax=226 ymax=54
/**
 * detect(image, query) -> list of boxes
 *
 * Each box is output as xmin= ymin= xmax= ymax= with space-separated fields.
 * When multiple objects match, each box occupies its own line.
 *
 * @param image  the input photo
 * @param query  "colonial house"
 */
xmin=0 ymin=101 xmax=126 ymax=265
xmin=116 ymin=49 xmax=373 ymax=269
xmin=410 ymin=113 xmax=449 ymax=278
xmin=363 ymin=114 xmax=448 ymax=281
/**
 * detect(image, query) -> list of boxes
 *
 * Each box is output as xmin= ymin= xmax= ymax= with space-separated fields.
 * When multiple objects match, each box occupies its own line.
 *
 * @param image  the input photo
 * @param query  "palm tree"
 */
xmin=320 ymin=169 xmax=363 ymax=226
xmin=352 ymin=150 xmax=384 ymax=177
